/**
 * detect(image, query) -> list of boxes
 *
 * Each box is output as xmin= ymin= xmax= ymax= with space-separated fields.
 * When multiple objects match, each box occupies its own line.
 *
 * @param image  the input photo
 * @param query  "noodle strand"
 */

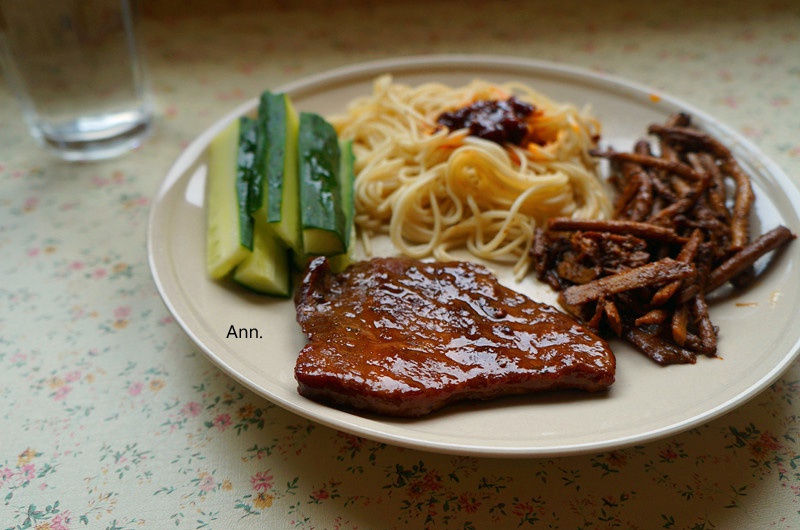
xmin=329 ymin=75 xmax=613 ymax=277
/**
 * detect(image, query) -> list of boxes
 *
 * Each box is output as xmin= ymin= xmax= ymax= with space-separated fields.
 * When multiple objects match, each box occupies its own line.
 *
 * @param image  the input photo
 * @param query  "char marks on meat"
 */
xmin=294 ymin=256 xmax=615 ymax=417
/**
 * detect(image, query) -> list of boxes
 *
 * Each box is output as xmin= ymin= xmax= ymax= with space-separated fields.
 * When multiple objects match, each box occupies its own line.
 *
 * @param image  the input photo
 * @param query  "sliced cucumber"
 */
xmin=247 ymin=105 xmax=268 ymax=216
xmin=232 ymin=219 xmax=291 ymax=296
xmin=297 ymin=111 xmax=347 ymax=256
xmin=206 ymin=118 xmax=255 ymax=279
xmin=236 ymin=117 xmax=259 ymax=249
xmin=252 ymin=92 xmax=304 ymax=261
xmin=206 ymin=95 xmax=357 ymax=293
xmin=329 ymin=139 xmax=356 ymax=272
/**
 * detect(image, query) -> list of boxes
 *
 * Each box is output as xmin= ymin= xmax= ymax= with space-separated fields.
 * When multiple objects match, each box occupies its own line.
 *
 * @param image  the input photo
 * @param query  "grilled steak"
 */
xmin=294 ymin=256 xmax=615 ymax=417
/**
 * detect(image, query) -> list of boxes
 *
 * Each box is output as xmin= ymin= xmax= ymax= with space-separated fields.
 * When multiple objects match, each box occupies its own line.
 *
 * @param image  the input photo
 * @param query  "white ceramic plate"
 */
xmin=147 ymin=55 xmax=800 ymax=457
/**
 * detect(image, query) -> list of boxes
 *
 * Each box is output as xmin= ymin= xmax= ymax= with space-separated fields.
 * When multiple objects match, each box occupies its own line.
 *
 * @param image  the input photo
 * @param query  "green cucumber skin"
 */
xmin=236 ymin=116 xmax=258 ymax=250
xmin=298 ymin=112 xmax=346 ymax=247
xmin=260 ymin=92 xmax=288 ymax=224
xmin=246 ymin=107 xmax=268 ymax=216
xmin=328 ymin=139 xmax=357 ymax=272
xmin=338 ymin=139 xmax=355 ymax=250
xmin=259 ymin=92 xmax=303 ymax=261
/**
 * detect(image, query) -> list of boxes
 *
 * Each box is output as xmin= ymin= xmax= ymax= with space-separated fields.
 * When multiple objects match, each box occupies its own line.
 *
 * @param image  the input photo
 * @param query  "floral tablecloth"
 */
xmin=2 ymin=1 xmax=799 ymax=528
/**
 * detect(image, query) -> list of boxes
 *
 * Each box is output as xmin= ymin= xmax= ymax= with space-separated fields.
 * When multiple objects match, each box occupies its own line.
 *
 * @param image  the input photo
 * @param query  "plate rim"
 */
xmin=147 ymin=53 xmax=800 ymax=457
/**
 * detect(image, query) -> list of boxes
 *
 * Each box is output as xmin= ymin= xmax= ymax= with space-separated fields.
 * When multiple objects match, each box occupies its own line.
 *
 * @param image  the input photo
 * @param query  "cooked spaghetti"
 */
xmin=329 ymin=75 xmax=612 ymax=278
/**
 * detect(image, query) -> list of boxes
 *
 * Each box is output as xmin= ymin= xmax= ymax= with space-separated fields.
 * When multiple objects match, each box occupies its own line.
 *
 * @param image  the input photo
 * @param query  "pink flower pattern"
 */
xmin=250 ymin=470 xmax=275 ymax=492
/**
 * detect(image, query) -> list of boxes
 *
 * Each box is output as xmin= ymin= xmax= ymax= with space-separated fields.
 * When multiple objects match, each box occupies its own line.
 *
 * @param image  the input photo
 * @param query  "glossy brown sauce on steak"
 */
xmin=294 ymin=256 xmax=615 ymax=417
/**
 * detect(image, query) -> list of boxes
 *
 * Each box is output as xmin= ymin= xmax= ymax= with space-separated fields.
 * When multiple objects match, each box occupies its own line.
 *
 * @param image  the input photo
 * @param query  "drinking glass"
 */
xmin=0 ymin=0 xmax=153 ymax=161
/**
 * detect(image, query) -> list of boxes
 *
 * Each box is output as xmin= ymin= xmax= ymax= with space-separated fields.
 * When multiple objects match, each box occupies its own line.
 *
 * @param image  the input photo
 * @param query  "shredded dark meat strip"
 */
xmin=593 ymin=149 xmax=707 ymax=181
xmin=623 ymin=327 xmax=696 ymax=366
xmin=651 ymin=229 xmax=703 ymax=305
xmin=670 ymin=303 xmax=690 ymax=346
xmin=689 ymin=293 xmax=717 ymax=355
xmin=648 ymin=123 xmax=755 ymax=250
xmin=704 ymin=225 xmax=795 ymax=293
xmin=548 ymin=218 xmax=687 ymax=244
xmin=559 ymin=258 xmax=695 ymax=308
xmin=533 ymin=113 xmax=796 ymax=365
